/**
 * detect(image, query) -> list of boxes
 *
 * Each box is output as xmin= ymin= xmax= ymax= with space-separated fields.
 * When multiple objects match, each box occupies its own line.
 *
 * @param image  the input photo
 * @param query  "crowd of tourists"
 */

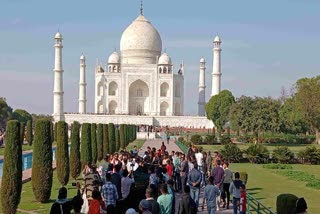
xmin=50 ymin=143 xmax=248 ymax=214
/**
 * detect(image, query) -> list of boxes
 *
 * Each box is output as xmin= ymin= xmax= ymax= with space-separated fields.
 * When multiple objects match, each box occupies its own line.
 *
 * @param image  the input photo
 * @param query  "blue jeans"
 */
xmin=239 ymin=212 xmax=246 ymax=214
xmin=190 ymin=188 xmax=200 ymax=208
xmin=207 ymin=206 xmax=216 ymax=214
xmin=233 ymin=198 xmax=240 ymax=214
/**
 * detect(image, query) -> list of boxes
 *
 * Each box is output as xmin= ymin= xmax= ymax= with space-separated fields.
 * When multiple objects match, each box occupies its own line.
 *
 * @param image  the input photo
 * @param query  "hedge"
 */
xmin=32 ymin=119 xmax=53 ymax=202
xmin=26 ymin=120 xmax=33 ymax=145
xmin=108 ymin=123 xmax=116 ymax=153
xmin=56 ymin=121 xmax=69 ymax=186
xmin=81 ymin=123 xmax=92 ymax=165
xmin=103 ymin=124 xmax=109 ymax=154
xmin=20 ymin=122 xmax=25 ymax=144
xmin=115 ymin=128 xmax=120 ymax=152
xmin=70 ymin=121 xmax=81 ymax=180
xmin=54 ymin=122 xmax=57 ymax=142
xmin=276 ymin=194 xmax=298 ymax=214
xmin=120 ymin=124 xmax=125 ymax=149
xmin=97 ymin=124 xmax=103 ymax=161
xmin=0 ymin=120 xmax=22 ymax=213
xmin=91 ymin=123 xmax=97 ymax=164
xmin=50 ymin=122 xmax=54 ymax=143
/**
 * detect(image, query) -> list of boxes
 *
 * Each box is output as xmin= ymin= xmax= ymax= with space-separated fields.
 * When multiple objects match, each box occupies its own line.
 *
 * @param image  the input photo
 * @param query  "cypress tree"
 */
xmin=56 ymin=121 xmax=69 ymax=186
xmin=115 ymin=128 xmax=120 ymax=152
xmin=108 ymin=123 xmax=116 ymax=153
xmin=20 ymin=122 xmax=25 ymax=144
xmin=32 ymin=119 xmax=53 ymax=202
xmin=50 ymin=122 xmax=54 ymax=143
xmin=97 ymin=124 xmax=103 ymax=161
xmin=81 ymin=123 xmax=92 ymax=165
xmin=91 ymin=123 xmax=97 ymax=164
xmin=70 ymin=121 xmax=81 ymax=180
xmin=54 ymin=122 xmax=58 ymax=142
xmin=123 ymin=124 xmax=128 ymax=146
xmin=26 ymin=120 xmax=33 ymax=146
xmin=103 ymin=124 xmax=109 ymax=154
xmin=120 ymin=124 xmax=125 ymax=150
xmin=0 ymin=120 xmax=22 ymax=213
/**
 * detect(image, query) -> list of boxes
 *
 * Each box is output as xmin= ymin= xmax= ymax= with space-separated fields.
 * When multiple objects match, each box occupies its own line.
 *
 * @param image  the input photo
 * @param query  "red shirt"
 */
xmin=240 ymin=192 xmax=247 ymax=212
xmin=166 ymin=165 xmax=173 ymax=178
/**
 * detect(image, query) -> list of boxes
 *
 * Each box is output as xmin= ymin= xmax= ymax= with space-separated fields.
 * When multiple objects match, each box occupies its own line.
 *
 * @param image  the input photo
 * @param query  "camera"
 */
xmin=72 ymin=182 xmax=77 ymax=186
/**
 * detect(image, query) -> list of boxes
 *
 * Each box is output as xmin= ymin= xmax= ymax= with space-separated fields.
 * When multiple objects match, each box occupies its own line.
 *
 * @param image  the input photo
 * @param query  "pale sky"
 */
xmin=0 ymin=0 xmax=319 ymax=115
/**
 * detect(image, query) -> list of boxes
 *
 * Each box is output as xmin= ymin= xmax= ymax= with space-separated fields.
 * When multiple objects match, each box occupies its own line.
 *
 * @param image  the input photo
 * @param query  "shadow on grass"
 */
xmin=247 ymin=187 xmax=263 ymax=191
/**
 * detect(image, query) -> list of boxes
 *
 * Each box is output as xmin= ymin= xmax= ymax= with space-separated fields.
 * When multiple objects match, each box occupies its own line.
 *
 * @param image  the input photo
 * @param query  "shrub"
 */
xmin=56 ymin=121 xmax=69 ymax=186
xmin=245 ymin=144 xmax=269 ymax=164
xmin=70 ymin=121 xmax=81 ymax=180
xmin=97 ymin=124 xmax=103 ymax=162
xmin=220 ymin=135 xmax=232 ymax=144
xmin=54 ymin=122 xmax=57 ymax=142
xmin=103 ymin=124 xmax=109 ymax=154
xmin=32 ymin=119 xmax=53 ymax=202
xmin=297 ymin=146 xmax=320 ymax=164
xmin=239 ymin=171 xmax=248 ymax=184
xmin=26 ymin=120 xmax=33 ymax=145
xmin=120 ymin=124 xmax=125 ymax=150
xmin=81 ymin=123 xmax=92 ymax=165
xmin=115 ymin=128 xmax=120 ymax=152
xmin=91 ymin=123 xmax=97 ymax=164
xmin=123 ymin=124 xmax=128 ymax=146
xmin=108 ymin=123 xmax=116 ymax=153
xmin=204 ymin=134 xmax=215 ymax=144
xmin=190 ymin=134 xmax=202 ymax=144
xmin=263 ymin=164 xmax=293 ymax=170
xmin=178 ymin=136 xmax=185 ymax=142
xmin=20 ymin=122 xmax=25 ymax=144
xmin=220 ymin=144 xmax=242 ymax=163
xmin=276 ymin=193 xmax=298 ymax=214
xmin=0 ymin=120 xmax=22 ymax=213
xmin=50 ymin=122 xmax=54 ymax=143
xmin=272 ymin=146 xmax=295 ymax=164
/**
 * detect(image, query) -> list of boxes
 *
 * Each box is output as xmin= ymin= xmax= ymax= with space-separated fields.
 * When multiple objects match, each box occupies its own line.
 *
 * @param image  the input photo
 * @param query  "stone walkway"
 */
xmin=138 ymin=139 xmax=233 ymax=214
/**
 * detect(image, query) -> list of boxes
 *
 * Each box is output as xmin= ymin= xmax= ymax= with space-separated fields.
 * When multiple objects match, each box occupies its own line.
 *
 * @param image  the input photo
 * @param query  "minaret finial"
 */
xmin=140 ymin=0 xmax=143 ymax=15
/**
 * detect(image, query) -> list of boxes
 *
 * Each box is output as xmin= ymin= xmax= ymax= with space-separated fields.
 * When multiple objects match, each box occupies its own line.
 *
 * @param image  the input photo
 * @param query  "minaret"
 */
xmin=211 ymin=35 xmax=222 ymax=96
xmin=53 ymin=32 xmax=64 ymax=121
xmin=79 ymin=54 xmax=87 ymax=114
xmin=198 ymin=58 xmax=206 ymax=116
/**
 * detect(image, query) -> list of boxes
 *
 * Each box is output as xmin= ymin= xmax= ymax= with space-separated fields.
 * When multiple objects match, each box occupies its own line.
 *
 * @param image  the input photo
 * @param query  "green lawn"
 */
xmin=199 ymin=143 xmax=320 ymax=153
xmin=0 ymin=144 xmax=33 ymax=156
xmin=230 ymin=163 xmax=320 ymax=213
xmin=126 ymin=139 xmax=145 ymax=152
xmin=0 ymin=171 xmax=79 ymax=214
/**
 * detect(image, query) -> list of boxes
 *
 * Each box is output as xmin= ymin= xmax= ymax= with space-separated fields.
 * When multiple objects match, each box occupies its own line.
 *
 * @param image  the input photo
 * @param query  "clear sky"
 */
xmin=0 ymin=0 xmax=319 ymax=115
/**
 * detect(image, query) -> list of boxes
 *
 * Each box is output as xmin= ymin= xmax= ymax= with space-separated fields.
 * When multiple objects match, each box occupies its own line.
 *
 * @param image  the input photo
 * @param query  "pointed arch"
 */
xmin=160 ymin=101 xmax=169 ymax=116
xmin=160 ymin=82 xmax=169 ymax=97
xmin=108 ymin=100 xmax=117 ymax=114
xmin=109 ymin=81 xmax=118 ymax=96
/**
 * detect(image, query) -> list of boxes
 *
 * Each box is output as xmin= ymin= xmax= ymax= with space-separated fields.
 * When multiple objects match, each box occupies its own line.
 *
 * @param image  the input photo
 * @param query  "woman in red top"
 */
xmin=89 ymin=189 xmax=106 ymax=214
xmin=166 ymin=159 xmax=173 ymax=179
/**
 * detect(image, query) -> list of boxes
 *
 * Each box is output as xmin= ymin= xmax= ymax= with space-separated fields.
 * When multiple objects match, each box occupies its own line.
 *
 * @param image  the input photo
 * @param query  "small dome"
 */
xmin=55 ymin=32 xmax=62 ymax=39
xmin=80 ymin=54 xmax=86 ymax=60
xmin=214 ymin=35 xmax=221 ymax=42
xmin=108 ymin=52 xmax=120 ymax=64
xmin=200 ymin=57 xmax=205 ymax=63
xmin=158 ymin=53 xmax=172 ymax=65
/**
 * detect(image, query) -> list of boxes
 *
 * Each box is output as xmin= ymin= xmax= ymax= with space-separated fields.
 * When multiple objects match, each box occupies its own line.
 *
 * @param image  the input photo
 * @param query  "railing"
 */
xmin=247 ymin=193 xmax=276 ymax=214
xmin=175 ymin=140 xmax=188 ymax=153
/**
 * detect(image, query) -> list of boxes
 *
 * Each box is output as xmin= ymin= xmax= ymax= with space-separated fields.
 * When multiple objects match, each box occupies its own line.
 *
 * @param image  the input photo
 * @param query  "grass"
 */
xmin=0 ymin=144 xmax=33 ymax=156
xmin=0 ymin=171 xmax=79 ymax=214
xmin=230 ymin=163 xmax=320 ymax=213
xmin=126 ymin=139 xmax=145 ymax=152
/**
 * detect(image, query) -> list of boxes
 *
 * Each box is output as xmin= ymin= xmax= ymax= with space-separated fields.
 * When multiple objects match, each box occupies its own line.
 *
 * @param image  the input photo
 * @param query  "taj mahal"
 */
xmin=52 ymin=5 xmax=223 ymax=128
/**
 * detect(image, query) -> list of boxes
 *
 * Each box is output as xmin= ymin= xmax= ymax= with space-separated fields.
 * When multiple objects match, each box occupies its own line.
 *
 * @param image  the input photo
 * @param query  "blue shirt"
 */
xmin=102 ymin=181 xmax=118 ymax=207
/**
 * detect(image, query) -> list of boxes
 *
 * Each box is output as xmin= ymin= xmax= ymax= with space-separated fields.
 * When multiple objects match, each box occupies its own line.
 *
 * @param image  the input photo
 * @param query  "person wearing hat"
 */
xmin=50 ymin=187 xmax=73 ymax=214
xmin=126 ymin=208 xmax=137 ymax=214
xmin=139 ymin=199 xmax=152 ymax=214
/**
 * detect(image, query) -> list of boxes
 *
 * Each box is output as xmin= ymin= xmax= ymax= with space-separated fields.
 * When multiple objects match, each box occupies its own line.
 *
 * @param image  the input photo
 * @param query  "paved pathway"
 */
xmin=138 ymin=139 xmax=233 ymax=214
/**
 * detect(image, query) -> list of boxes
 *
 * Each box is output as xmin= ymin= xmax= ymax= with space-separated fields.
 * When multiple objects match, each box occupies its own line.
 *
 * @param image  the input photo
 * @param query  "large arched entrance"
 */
xmin=129 ymin=80 xmax=149 ymax=115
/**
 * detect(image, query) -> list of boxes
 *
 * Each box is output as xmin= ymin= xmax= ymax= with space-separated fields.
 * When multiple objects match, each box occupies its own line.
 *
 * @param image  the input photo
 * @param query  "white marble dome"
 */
xmin=158 ymin=53 xmax=172 ymax=65
xmin=120 ymin=15 xmax=162 ymax=64
xmin=108 ymin=52 xmax=120 ymax=64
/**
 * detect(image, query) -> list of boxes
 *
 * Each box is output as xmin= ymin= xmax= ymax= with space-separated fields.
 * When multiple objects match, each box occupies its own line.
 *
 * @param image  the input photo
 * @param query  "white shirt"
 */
xmin=195 ymin=152 xmax=204 ymax=166
xmin=126 ymin=161 xmax=139 ymax=172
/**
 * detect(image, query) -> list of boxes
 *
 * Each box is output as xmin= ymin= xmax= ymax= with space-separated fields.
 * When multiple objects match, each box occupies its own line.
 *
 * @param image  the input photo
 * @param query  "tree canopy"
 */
xmin=0 ymin=97 xmax=13 ymax=128
xmin=12 ymin=109 xmax=32 ymax=123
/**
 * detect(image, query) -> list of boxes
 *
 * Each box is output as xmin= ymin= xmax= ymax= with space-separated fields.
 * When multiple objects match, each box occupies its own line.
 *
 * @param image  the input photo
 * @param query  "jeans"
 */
xmin=181 ymin=175 xmax=187 ymax=193
xmin=190 ymin=188 xmax=200 ymax=208
xmin=207 ymin=206 xmax=216 ymax=214
xmin=239 ymin=212 xmax=246 ymax=214
xmin=233 ymin=197 xmax=240 ymax=214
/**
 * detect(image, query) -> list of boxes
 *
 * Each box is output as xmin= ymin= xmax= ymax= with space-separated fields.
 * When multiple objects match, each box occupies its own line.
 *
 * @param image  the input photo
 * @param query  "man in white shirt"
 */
xmin=127 ymin=155 xmax=139 ymax=172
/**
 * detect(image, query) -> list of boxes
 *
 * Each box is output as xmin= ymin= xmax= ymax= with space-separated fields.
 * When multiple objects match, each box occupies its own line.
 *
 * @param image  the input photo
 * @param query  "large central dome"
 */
xmin=120 ymin=15 xmax=162 ymax=64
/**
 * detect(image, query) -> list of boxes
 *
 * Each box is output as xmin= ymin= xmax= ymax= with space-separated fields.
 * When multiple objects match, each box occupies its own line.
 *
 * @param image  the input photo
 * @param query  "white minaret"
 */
xmin=79 ymin=54 xmax=87 ymax=114
xmin=53 ymin=32 xmax=64 ymax=121
xmin=198 ymin=57 xmax=206 ymax=116
xmin=211 ymin=35 xmax=222 ymax=96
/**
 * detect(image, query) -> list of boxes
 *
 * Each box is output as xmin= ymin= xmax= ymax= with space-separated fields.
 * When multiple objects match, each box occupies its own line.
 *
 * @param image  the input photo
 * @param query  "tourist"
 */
xmin=89 ymin=189 xmax=106 ymax=214
xmin=145 ymin=187 xmax=160 ymax=214
xmin=296 ymin=198 xmax=308 ymax=214
xmin=82 ymin=164 xmax=101 ymax=202
xmin=167 ymin=179 xmax=175 ymax=214
xmin=127 ymin=155 xmax=139 ymax=172
xmin=102 ymin=173 xmax=118 ymax=208
xmin=72 ymin=195 xmax=84 ymax=214
xmin=173 ymin=151 xmax=182 ymax=192
xmin=187 ymin=162 xmax=202 ymax=209
xmin=229 ymin=172 xmax=242 ymax=214
xmin=139 ymin=199 xmax=152 ymax=214
xmin=239 ymin=184 xmax=247 ymax=214
xmin=204 ymin=176 xmax=220 ymax=214
xmin=126 ymin=208 xmax=137 ymax=214
xmin=121 ymin=169 xmax=135 ymax=199
xmin=133 ymin=145 xmax=139 ymax=156
xmin=211 ymin=159 xmax=224 ymax=210
xmin=50 ymin=187 xmax=73 ymax=214
xmin=177 ymin=185 xmax=197 ymax=214
xmin=222 ymin=162 xmax=232 ymax=209
xmin=161 ymin=141 xmax=166 ymax=153
xmin=157 ymin=184 xmax=173 ymax=214
xmin=111 ymin=164 xmax=122 ymax=199
xmin=166 ymin=159 xmax=173 ymax=179
xmin=148 ymin=166 xmax=159 ymax=187
xmin=206 ymin=151 xmax=212 ymax=176
xmin=98 ymin=154 xmax=110 ymax=184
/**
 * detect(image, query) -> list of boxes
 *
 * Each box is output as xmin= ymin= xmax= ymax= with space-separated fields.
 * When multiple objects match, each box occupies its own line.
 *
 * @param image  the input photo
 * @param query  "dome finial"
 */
xmin=140 ymin=0 xmax=143 ymax=15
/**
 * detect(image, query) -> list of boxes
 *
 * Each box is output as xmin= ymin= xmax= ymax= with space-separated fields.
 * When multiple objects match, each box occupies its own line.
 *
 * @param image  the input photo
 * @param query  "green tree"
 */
xmin=272 ymin=146 xmax=294 ymax=164
xmin=26 ymin=120 xmax=33 ymax=145
xmin=70 ymin=121 xmax=81 ymax=180
xmin=81 ymin=123 xmax=92 ymax=165
xmin=294 ymin=76 xmax=320 ymax=143
xmin=0 ymin=120 xmax=22 ymax=213
xmin=120 ymin=124 xmax=125 ymax=149
xmin=108 ymin=123 xmax=116 ymax=153
xmin=245 ymin=144 xmax=269 ymax=164
xmin=206 ymin=90 xmax=235 ymax=137
xmin=97 ymin=124 xmax=104 ymax=161
xmin=32 ymin=119 xmax=53 ymax=202
xmin=12 ymin=109 xmax=32 ymax=123
xmin=115 ymin=128 xmax=120 ymax=151
xmin=50 ymin=122 xmax=54 ymax=143
xmin=31 ymin=114 xmax=52 ymax=124
xmin=91 ymin=123 xmax=97 ymax=164
xmin=20 ymin=122 xmax=26 ymax=144
xmin=0 ymin=97 xmax=13 ymax=128
xmin=220 ymin=143 xmax=242 ymax=163
xmin=56 ymin=121 xmax=69 ymax=186
xmin=54 ymin=122 xmax=58 ymax=142
xmin=103 ymin=124 xmax=109 ymax=154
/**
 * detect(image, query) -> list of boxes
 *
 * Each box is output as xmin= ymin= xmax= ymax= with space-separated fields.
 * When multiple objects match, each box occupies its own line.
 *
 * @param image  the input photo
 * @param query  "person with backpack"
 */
xmin=178 ymin=185 xmax=197 ymax=214
xmin=229 ymin=172 xmax=243 ymax=214
xmin=50 ymin=187 xmax=73 ymax=214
